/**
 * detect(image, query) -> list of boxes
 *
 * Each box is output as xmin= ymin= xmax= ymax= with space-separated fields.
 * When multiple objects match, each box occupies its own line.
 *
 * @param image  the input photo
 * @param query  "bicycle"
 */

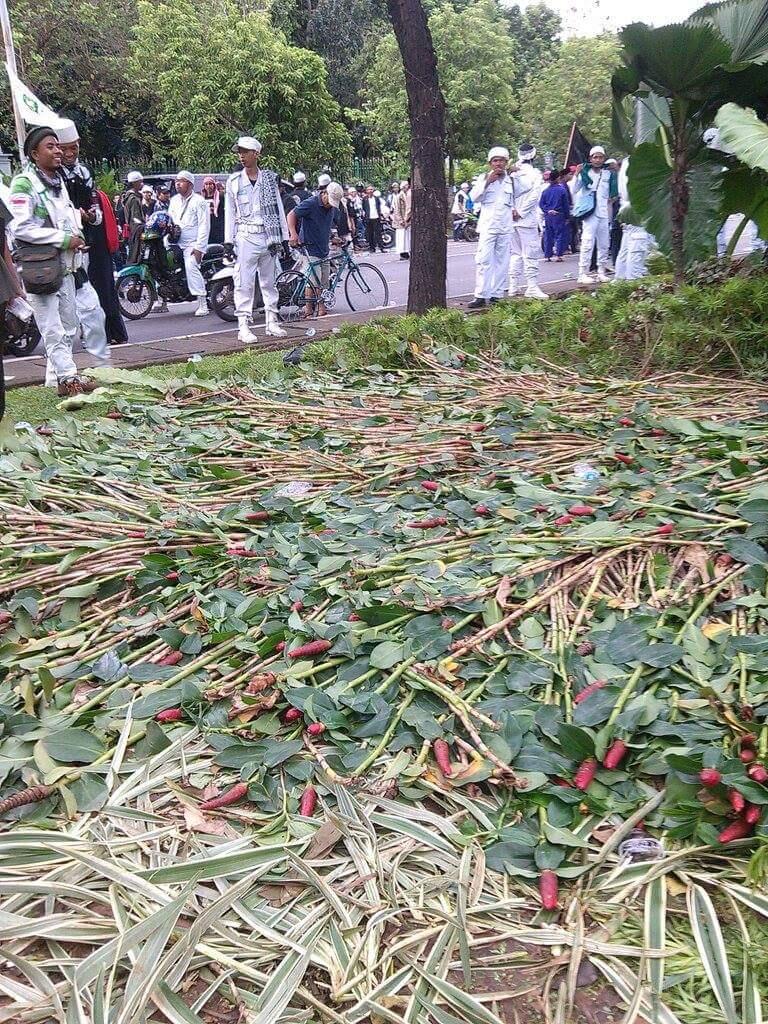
xmin=274 ymin=242 xmax=389 ymax=322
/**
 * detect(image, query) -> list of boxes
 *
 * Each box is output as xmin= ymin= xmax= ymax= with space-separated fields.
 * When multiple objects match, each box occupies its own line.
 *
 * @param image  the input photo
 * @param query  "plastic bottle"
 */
xmin=572 ymin=462 xmax=601 ymax=490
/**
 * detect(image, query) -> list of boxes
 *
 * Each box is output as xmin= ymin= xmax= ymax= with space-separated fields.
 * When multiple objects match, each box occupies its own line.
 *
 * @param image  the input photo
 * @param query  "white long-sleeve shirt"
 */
xmin=9 ymin=167 xmax=82 ymax=271
xmin=470 ymin=172 xmax=515 ymax=235
xmin=574 ymin=167 xmax=613 ymax=218
xmin=168 ymin=191 xmax=210 ymax=250
xmin=509 ymin=164 xmax=543 ymax=229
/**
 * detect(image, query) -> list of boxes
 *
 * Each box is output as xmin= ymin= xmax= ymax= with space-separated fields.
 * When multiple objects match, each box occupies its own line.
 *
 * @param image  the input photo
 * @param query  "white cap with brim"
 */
xmin=232 ymin=136 xmax=262 ymax=153
xmin=589 ymin=146 xmax=606 ymax=157
xmin=126 ymin=171 xmax=143 ymax=184
xmin=57 ymin=119 xmax=79 ymax=145
xmin=176 ymin=170 xmax=195 ymax=184
xmin=326 ymin=182 xmax=343 ymax=208
xmin=487 ymin=146 xmax=510 ymax=162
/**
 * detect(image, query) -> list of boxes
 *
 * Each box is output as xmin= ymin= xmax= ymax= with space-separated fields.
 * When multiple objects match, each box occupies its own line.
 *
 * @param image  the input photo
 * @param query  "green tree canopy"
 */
xmin=517 ymin=35 xmax=620 ymax=160
xmin=130 ymin=0 xmax=351 ymax=172
xmin=5 ymin=0 xmax=146 ymax=158
xmin=362 ymin=0 xmax=517 ymax=162
xmin=503 ymin=3 xmax=562 ymax=91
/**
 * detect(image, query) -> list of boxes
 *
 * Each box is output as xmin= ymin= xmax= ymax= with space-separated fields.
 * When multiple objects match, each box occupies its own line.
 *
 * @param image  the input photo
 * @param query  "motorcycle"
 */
xmin=455 ymin=209 xmax=479 ymax=243
xmin=208 ymin=246 xmax=300 ymax=323
xmin=116 ymin=224 xmax=227 ymax=320
xmin=0 ymin=302 xmax=41 ymax=357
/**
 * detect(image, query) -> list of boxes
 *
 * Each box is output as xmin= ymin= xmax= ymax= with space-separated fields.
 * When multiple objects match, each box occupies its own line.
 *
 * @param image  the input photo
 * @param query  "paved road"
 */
xmin=5 ymin=242 xmax=582 ymax=386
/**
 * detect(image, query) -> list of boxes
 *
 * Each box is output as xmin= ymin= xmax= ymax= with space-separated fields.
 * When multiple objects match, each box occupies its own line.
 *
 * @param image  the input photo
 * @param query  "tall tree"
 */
xmin=6 ymin=0 xmax=147 ymax=158
xmin=305 ymin=0 xmax=387 ymax=109
xmin=517 ymin=35 xmax=620 ymax=160
xmin=130 ymin=0 xmax=351 ymax=172
xmin=386 ymin=0 xmax=447 ymax=312
xmin=363 ymin=0 xmax=517 ymax=165
xmin=503 ymin=3 xmax=562 ymax=92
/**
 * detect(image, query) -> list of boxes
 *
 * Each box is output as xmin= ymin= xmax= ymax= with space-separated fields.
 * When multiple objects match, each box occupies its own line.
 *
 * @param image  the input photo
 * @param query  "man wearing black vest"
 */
xmin=361 ymin=186 xmax=385 ymax=253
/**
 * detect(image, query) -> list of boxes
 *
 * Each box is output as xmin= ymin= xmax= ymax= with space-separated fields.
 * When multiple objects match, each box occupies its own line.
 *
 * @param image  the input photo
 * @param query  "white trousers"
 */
xmin=43 ymin=280 xmax=111 ymax=386
xmin=579 ymin=214 xmax=611 ymax=273
xmin=396 ymin=225 xmax=411 ymax=254
xmin=509 ymin=225 xmax=540 ymax=287
xmin=474 ymin=231 xmax=512 ymax=299
xmin=614 ymin=225 xmax=653 ymax=281
xmin=28 ymin=274 xmax=79 ymax=385
xmin=182 ymin=245 xmax=206 ymax=297
xmin=234 ymin=231 xmax=279 ymax=317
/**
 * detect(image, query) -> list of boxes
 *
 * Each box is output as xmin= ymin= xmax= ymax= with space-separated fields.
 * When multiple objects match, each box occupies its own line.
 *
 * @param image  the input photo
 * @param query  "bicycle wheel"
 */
xmin=275 ymin=270 xmax=308 ymax=322
xmin=117 ymin=274 xmax=156 ymax=320
xmin=344 ymin=262 xmax=389 ymax=312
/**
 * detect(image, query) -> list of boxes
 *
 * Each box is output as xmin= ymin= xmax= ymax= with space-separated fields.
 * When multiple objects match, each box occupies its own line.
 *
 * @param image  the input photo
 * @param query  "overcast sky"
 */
xmin=516 ymin=0 xmax=703 ymax=35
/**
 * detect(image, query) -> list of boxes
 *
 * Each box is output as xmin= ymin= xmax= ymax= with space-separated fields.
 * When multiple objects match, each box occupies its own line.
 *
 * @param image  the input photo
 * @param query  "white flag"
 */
xmin=5 ymin=64 xmax=68 ymax=128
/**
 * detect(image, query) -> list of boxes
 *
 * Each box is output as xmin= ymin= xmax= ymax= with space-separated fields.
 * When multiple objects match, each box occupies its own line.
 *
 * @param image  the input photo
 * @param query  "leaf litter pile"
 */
xmin=2 ymin=356 xmax=768 ymax=1023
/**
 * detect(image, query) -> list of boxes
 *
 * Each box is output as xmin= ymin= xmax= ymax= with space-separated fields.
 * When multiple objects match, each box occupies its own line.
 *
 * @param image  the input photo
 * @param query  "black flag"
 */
xmin=564 ymin=123 xmax=592 ymax=167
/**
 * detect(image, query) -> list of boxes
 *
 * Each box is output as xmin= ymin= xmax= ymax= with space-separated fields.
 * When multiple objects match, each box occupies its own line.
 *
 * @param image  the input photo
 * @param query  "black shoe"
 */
xmin=468 ymin=298 xmax=486 ymax=309
xmin=489 ymin=297 xmax=500 ymax=304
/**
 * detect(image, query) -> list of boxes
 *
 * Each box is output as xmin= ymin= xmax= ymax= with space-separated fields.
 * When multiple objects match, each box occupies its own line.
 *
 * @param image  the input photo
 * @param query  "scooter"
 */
xmin=116 ymin=227 xmax=227 ymax=320
xmin=208 ymin=247 xmax=300 ymax=323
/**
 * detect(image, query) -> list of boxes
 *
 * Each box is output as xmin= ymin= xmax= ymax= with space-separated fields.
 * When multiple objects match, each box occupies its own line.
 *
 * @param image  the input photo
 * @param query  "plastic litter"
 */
xmin=618 ymin=830 xmax=665 ymax=862
xmin=276 ymin=480 xmax=312 ymax=498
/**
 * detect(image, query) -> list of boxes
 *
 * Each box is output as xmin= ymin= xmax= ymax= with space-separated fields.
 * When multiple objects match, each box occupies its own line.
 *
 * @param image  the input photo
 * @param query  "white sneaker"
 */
xmin=194 ymin=298 xmax=210 ymax=317
xmin=152 ymin=300 xmax=169 ymax=313
xmin=578 ymin=274 xmax=594 ymax=285
xmin=596 ymin=270 xmax=611 ymax=283
xmin=524 ymin=285 xmax=549 ymax=300
xmin=265 ymin=314 xmax=287 ymax=338
xmin=237 ymin=318 xmax=258 ymax=344
xmin=508 ymin=281 xmax=524 ymax=297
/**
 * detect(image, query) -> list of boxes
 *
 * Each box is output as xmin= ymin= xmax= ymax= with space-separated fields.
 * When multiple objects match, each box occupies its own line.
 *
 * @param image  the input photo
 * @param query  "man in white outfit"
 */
xmin=224 ymin=136 xmax=288 ymax=342
xmin=508 ymin=143 xmax=547 ymax=300
xmin=469 ymin=146 xmax=515 ymax=308
xmin=614 ymin=158 xmax=654 ymax=281
xmin=574 ymin=145 xmax=618 ymax=284
xmin=168 ymin=170 xmax=211 ymax=317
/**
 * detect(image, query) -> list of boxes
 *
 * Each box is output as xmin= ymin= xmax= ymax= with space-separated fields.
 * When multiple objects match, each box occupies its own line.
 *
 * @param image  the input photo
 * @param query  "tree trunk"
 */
xmin=670 ymin=136 xmax=688 ymax=288
xmin=387 ymin=0 xmax=447 ymax=312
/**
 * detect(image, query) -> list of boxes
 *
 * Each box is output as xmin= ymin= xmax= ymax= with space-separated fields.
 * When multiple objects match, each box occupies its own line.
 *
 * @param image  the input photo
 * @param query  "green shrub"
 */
xmin=314 ymin=271 xmax=768 ymax=377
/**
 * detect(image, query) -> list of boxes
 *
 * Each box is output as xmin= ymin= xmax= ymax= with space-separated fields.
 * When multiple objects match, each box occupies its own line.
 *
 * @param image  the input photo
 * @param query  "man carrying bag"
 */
xmin=9 ymin=126 xmax=97 ymax=396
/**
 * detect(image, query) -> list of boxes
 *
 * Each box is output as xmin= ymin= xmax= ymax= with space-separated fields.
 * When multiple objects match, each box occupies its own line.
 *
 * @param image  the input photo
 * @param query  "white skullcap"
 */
xmin=176 ymin=170 xmax=195 ymax=184
xmin=400 ymin=180 xmax=409 ymax=188
xmin=373 ymin=189 xmax=382 ymax=197
xmin=293 ymin=171 xmax=306 ymax=184
xmin=233 ymin=136 xmax=262 ymax=153
xmin=487 ymin=146 xmax=509 ymax=162
xmin=56 ymin=119 xmax=79 ymax=144
xmin=326 ymin=182 xmax=344 ymax=207
xmin=589 ymin=146 xmax=606 ymax=157
xmin=318 ymin=173 xmax=331 ymax=187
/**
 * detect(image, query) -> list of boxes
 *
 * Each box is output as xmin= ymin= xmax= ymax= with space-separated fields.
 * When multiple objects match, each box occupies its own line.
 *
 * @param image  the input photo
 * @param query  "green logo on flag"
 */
xmin=22 ymin=94 xmax=40 ymax=114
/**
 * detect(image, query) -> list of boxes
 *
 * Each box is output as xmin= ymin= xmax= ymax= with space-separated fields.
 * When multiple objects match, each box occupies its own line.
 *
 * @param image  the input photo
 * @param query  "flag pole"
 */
xmin=0 ymin=0 xmax=25 ymax=157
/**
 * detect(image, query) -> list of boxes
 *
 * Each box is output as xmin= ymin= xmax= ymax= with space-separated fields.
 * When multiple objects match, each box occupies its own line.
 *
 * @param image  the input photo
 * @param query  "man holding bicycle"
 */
xmin=287 ymin=181 xmax=345 ymax=318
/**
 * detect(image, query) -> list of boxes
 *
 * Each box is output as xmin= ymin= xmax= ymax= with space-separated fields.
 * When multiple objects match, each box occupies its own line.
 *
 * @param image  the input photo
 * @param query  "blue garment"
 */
xmin=293 ymin=195 xmax=334 ymax=258
xmin=540 ymin=183 xmax=571 ymax=258
xmin=539 ymin=182 xmax=570 ymax=218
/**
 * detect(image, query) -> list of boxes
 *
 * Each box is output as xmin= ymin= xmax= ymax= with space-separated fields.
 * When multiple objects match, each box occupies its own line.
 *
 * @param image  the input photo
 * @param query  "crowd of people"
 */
xmin=3 ymin=121 xmax=656 ymax=397
xmin=468 ymin=142 xmax=652 ymax=307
